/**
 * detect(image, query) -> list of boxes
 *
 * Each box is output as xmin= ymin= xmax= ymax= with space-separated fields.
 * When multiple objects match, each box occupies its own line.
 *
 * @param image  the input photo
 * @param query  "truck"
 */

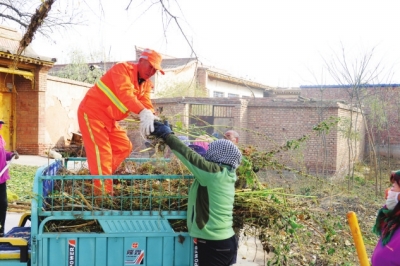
xmin=0 ymin=157 xmax=195 ymax=266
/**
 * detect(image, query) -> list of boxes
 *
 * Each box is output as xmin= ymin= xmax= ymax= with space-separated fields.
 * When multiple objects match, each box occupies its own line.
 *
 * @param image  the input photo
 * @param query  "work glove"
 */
xmin=12 ymin=151 xmax=19 ymax=160
xmin=150 ymin=121 xmax=174 ymax=140
xmin=139 ymin=109 xmax=158 ymax=136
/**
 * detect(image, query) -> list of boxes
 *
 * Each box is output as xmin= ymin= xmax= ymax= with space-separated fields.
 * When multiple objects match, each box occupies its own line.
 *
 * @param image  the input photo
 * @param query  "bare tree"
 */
xmin=123 ymin=0 xmax=197 ymax=59
xmin=306 ymin=69 xmax=332 ymax=177
xmin=322 ymin=45 xmax=390 ymax=194
xmin=0 ymin=0 xmax=84 ymax=39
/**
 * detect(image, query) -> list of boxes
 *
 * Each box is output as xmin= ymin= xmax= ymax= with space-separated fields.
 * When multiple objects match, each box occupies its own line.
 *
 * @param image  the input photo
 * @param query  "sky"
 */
xmin=29 ymin=0 xmax=400 ymax=88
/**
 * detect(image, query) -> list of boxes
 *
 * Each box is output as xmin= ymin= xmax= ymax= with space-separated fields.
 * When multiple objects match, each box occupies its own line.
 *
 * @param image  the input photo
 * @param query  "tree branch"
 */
xmin=159 ymin=0 xmax=198 ymax=59
xmin=0 ymin=13 xmax=28 ymax=28
xmin=0 ymin=2 xmax=26 ymax=18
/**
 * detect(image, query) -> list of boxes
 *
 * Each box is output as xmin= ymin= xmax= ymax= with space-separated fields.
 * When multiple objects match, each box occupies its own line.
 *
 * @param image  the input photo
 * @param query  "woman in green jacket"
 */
xmin=150 ymin=121 xmax=242 ymax=266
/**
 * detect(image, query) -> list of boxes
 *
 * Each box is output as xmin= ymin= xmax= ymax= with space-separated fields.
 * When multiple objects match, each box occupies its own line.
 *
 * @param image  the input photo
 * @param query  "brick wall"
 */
xmin=16 ymin=73 xmax=40 ymax=154
xmin=16 ymin=72 xmax=92 ymax=156
xmin=301 ymin=86 xmax=400 ymax=152
xmin=153 ymin=97 xmax=364 ymax=175
xmin=247 ymin=99 xmax=364 ymax=175
xmin=301 ymin=87 xmax=351 ymax=102
xmin=126 ymin=99 xmax=190 ymax=154
xmin=336 ymin=105 xmax=365 ymax=175
xmin=196 ymin=67 xmax=208 ymax=90
xmin=301 ymin=86 xmax=400 ymax=144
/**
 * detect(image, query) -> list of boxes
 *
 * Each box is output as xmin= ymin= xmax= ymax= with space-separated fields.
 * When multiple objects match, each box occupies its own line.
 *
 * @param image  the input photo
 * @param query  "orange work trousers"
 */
xmin=78 ymin=110 xmax=132 ymax=195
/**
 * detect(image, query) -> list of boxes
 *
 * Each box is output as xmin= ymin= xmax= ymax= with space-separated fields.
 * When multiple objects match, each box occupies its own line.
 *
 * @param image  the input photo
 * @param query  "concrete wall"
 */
xmin=207 ymin=77 xmax=264 ymax=98
xmin=153 ymin=64 xmax=265 ymax=98
xmin=153 ymin=63 xmax=199 ymax=96
xmin=45 ymin=76 xmax=91 ymax=149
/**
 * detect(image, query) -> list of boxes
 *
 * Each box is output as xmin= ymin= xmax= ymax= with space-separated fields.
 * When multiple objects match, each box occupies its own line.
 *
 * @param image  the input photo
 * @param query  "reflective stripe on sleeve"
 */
xmin=97 ymin=80 xmax=129 ymax=113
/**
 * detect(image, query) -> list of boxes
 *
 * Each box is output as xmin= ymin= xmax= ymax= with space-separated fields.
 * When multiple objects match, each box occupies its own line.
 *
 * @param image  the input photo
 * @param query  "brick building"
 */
xmin=300 ymin=84 xmax=400 ymax=157
xmin=0 ymin=25 xmax=55 ymax=154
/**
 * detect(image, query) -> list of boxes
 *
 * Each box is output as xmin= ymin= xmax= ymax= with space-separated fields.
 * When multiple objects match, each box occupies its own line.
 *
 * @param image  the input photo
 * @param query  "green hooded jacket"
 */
xmin=165 ymin=134 xmax=237 ymax=240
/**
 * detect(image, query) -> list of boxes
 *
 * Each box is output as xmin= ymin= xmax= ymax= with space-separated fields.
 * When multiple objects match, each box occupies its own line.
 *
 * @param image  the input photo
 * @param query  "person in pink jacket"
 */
xmin=0 ymin=120 xmax=19 ymax=237
xmin=193 ymin=135 xmax=213 ymax=151
xmin=371 ymin=170 xmax=400 ymax=265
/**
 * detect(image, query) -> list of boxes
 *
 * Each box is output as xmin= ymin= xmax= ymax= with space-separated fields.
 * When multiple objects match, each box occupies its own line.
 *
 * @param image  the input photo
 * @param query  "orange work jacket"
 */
xmin=80 ymin=62 xmax=155 ymax=122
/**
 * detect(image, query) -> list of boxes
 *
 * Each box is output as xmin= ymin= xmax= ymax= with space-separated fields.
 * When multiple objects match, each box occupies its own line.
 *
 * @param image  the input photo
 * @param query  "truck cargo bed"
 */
xmin=1 ymin=158 xmax=195 ymax=266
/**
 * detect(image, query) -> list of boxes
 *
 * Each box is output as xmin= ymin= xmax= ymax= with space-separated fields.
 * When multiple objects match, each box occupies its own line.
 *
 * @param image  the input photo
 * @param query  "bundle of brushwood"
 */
xmin=44 ymin=157 xmax=309 ymax=254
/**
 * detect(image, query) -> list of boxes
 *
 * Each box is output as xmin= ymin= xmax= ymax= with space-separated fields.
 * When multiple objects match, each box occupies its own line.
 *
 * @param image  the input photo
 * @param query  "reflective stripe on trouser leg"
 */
xmin=78 ymin=110 xmax=113 ymax=194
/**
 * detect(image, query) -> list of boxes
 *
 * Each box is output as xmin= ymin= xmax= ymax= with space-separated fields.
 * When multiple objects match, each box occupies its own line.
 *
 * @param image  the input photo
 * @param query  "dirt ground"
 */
xmin=245 ymin=157 xmax=399 ymax=265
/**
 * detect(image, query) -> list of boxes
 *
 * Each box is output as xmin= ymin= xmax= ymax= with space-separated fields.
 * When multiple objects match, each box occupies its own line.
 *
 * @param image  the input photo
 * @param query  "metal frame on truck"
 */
xmin=0 ymin=158 xmax=194 ymax=266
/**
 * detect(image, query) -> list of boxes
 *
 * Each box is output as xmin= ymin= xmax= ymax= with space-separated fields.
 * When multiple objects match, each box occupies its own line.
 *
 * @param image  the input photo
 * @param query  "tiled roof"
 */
xmin=206 ymin=69 xmax=274 ymax=90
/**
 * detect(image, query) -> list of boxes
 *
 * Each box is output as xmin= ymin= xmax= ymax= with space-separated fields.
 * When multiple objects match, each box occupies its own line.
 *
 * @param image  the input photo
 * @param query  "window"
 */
xmin=213 ymin=91 xmax=224 ymax=97
xmin=228 ymin=93 xmax=239 ymax=98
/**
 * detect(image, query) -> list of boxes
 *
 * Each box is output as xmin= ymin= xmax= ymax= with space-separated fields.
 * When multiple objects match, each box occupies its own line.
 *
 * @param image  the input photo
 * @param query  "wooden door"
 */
xmin=0 ymin=89 xmax=13 ymax=150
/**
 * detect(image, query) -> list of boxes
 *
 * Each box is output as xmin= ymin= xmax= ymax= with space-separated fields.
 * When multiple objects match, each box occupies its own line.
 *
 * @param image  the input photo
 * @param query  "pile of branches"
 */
xmin=44 ymin=158 xmax=307 ymax=248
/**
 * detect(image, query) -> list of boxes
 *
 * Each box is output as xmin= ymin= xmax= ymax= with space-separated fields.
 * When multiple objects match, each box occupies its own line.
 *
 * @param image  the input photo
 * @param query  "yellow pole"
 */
xmin=346 ymin=211 xmax=370 ymax=266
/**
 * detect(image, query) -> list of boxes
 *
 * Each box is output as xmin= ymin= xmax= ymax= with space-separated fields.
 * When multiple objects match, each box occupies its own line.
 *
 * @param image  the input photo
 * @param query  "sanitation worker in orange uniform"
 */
xmin=77 ymin=49 xmax=164 ymax=194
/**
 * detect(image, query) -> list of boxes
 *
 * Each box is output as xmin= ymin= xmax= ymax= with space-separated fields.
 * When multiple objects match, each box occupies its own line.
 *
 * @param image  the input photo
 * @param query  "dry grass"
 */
xmin=251 ymin=157 xmax=399 ymax=265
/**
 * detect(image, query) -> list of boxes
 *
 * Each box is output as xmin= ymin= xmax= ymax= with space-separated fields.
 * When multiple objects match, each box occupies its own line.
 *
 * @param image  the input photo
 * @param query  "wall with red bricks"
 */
xmin=153 ymin=97 xmax=364 ymax=175
xmin=16 ymin=71 xmax=92 ymax=156
xmin=245 ymin=99 xmax=364 ymax=175
xmin=126 ymin=99 xmax=190 ymax=155
xmin=15 ymin=67 xmax=43 ymax=155
xmin=301 ymin=86 xmax=400 ymax=150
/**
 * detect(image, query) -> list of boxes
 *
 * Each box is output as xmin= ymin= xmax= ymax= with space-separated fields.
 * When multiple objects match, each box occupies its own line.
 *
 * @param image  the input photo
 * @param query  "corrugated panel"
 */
xmin=191 ymin=104 xmax=212 ymax=116
xmin=190 ymin=104 xmax=233 ymax=117
xmin=214 ymin=106 xmax=232 ymax=117
xmin=99 ymin=219 xmax=174 ymax=233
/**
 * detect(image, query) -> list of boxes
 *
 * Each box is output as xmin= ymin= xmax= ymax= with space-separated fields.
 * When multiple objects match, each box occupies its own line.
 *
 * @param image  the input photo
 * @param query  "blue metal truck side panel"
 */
xmin=0 ymin=158 xmax=194 ymax=266
xmin=37 ymin=233 xmax=193 ymax=266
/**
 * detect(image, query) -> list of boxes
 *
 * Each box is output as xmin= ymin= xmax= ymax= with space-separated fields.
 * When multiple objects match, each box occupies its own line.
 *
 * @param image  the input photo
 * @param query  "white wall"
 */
xmin=153 ymin=63 xmax=198 ymax=96
xmin=45 ymin=76 xmax=91 ymax=146
xmin=207 ymin=78 xmax=264 ymax=98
